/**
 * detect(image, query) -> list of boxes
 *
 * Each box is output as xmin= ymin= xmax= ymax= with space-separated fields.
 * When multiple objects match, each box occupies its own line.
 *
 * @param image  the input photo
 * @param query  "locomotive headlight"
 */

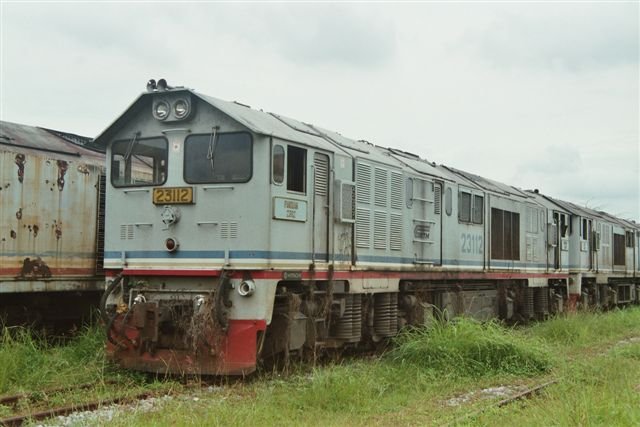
xmin=153 ymin=101 xmax=170 ymax=120
xmin=238 ymin=280 xmax=256 ymax=297
xmin=165 ymin=237 xmax=179 ymax=252
xmin=174 ymin=99 xmax=190 ymax=119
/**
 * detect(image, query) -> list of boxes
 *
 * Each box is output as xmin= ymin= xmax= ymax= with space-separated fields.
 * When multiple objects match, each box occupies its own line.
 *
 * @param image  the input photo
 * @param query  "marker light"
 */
xmin=165 ymin=237 xmax=179 ymax=252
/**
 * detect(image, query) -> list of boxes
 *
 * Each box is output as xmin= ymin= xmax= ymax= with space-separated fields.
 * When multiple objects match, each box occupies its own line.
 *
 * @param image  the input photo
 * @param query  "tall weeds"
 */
xmin=0 ymin=326 xmax=108 ymax=393
xmin=529 ymin=308 xmax=640 ymax=347
xmin=387 ymin=317 xmax=553 ymax=377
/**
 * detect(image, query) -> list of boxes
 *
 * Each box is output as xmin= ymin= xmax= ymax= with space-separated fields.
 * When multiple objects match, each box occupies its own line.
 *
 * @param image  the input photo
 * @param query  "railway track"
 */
xmin=445 ymin=378 xmax=560 ymax=426
xmin=0 ymin=382 xmax=157 ymax=427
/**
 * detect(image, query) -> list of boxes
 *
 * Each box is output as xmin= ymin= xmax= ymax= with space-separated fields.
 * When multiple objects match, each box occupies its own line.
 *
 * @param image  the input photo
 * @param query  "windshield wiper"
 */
xmin=124 ymin=131 xmax=141 ymax=161
xmin=206 ymin=126 xmax=219 ymax=171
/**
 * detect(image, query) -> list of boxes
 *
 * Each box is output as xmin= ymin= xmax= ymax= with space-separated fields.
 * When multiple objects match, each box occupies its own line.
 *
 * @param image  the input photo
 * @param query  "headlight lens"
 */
xmin=154 ymin=101 xmax=170 ymax=120
xmin=174 ymin=99 xmax=189 ymax=118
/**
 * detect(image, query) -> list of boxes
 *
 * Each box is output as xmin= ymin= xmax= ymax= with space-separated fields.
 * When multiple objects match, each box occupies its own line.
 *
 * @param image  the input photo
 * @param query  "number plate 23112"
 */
xmin=152 ymin=187 xmax=194 ymax=204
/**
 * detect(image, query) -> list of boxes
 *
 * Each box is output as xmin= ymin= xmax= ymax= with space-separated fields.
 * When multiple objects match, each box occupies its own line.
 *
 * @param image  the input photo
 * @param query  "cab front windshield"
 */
xmin=111 ymin=137 xmax=167 ymax=187
xmin=184 ymin=132 xmax=252 ymax=183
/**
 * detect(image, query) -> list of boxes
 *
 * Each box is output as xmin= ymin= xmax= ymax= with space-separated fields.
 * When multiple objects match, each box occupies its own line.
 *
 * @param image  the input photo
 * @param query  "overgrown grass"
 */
xmin=471 ymin=340 xmax=640 ymax=426
xmin=0 ymin=325 xmax=125 ymax=394
xmin=387 ymin=318 xmax=553 ymax=378
xmin=107 ymin=316 xmax=560 ymax=426
xmin=528 ymin=307 xmax=640 ymax=349
xmin=3 ymin=308 xmax=640 ymax=426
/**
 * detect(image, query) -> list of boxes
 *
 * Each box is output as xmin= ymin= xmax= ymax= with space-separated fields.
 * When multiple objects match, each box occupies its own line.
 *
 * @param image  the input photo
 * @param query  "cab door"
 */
xmin=411 ymin=178 xmax=442 ymax=265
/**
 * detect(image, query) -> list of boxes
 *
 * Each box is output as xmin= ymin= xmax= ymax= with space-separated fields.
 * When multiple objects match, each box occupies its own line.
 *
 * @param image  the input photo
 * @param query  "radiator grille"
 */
xmin=390 ymin=213 xmax=403 ymax=251
xmin=390 ymin=172 xmax=403 ymax=210
xmin=374 ymin=210 xmax=388 ymax=250
xmin=356 ymin=163 xmax=371 ymax=204
xmin=356 ymin=208 xmax=371 ymax=248
xmin=374 ymin=167 xmax=388 ymax=208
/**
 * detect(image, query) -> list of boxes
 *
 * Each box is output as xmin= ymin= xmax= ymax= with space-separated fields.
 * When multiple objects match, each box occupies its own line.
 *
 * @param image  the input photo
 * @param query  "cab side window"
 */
xmin=272 ymin=145 xmax=284 ymax=184
xmin=287 ymin=145 xmax=306 ymax=193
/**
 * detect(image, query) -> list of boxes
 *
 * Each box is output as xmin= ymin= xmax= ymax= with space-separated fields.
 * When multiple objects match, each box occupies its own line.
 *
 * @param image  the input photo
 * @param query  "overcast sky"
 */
xmin=1 ymin=2 xmax=638 ymax=221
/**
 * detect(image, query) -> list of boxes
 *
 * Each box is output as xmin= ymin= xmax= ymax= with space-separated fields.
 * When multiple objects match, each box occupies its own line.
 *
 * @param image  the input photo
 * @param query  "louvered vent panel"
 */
xmin=314 ymin=155 xmax=329 ymax=197
xmin=95 ymin=174 xmax=106 ymax=274
xmin=120 ymin=224 xmax=134 ymax=240
xmin=390 ymin=172 xmax=403 ymax=210
xmin=434 ymin=184 xmax=442 ymax=214
xmin=374 ymin=211 xmax=388 ymax=250
xmin=356 ymin=208 xmax=371 ymax=248
xmin=356 ymin=163 xmax=372 ymax=204
xmin=220 ymin=222 xmax=238 ymax=239
xmin=390 ymin=214 xmax=403 ymax=251
xmin=374 ymin=168 xmax=388 ymax=208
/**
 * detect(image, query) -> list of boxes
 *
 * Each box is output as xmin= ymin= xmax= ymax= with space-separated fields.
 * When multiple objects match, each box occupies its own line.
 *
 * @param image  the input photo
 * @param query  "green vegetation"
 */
xmin=473 ymin=309 xmax=640 ymax=426
xmin=0 ymin=325 xmax=177 ymax=422
xmin=1 ymin=307 xmax=639 ymax=426
xmin=0 ymin=326 xmax=112 ymax=394
xmin=388 ymin=318 xmax=552 ymax=377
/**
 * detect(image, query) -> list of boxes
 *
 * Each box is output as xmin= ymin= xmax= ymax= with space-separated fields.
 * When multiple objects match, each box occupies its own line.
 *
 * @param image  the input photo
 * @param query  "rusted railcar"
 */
xmin=0 ymin=121 xmax=106 ymax=327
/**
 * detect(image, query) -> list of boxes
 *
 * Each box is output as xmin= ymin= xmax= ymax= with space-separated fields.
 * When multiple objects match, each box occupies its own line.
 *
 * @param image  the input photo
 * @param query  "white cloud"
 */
xmin=1 ymin=2 xmax=638 ymax=220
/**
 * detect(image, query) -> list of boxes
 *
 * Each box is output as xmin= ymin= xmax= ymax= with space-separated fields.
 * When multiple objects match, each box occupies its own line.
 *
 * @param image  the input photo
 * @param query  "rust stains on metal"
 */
xmin=15 ymin=208 xmax=22 ymax=220
xmin=10 ymin=230 xmax=16 ymax=239
xmin=77 ymin=164 xmax=90 ymax=175
xmin=14 ymin=154 xmax=25 ymax=183
xmin=54 ymin=221 xmax=62 ymax=239
xmin=20 ymin=257 xmax=52 ymax=278
xmin=33 ymin=225 xmax=39 ymax=237
xmin=57 ymin=160 xmax=68 ymax=190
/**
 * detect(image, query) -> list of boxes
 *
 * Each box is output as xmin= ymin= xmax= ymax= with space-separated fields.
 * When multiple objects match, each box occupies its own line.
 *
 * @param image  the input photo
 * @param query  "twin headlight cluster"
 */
xmin=152 ymin=96 xmax=193 ymax=122
xmin=146 ymin=78 xmax=194 ymax=122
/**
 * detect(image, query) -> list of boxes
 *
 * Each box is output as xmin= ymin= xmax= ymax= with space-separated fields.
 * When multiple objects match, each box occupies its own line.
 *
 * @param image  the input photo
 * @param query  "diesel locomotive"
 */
xmin=97 ymin=79 xmax=640 ymax=375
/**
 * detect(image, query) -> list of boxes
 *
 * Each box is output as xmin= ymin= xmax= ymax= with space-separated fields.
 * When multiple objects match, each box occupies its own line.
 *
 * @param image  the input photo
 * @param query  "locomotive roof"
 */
xmin=540 ymin=194 xmax=614 ymax=223
xmin=525 ymin=190 xmax=572 ymax=214
xmin=94 ymin=88 xmax=459 ymax=182
xmin=0 ymin=120 xmax=105 ymax=164
xmin=91 ymin=86 xmax=638 ymax=227
xmin=442 ymin=165 xmax=530 ymax=199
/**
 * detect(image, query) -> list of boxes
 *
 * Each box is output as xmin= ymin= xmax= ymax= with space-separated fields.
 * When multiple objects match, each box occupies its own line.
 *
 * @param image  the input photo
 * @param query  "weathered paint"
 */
xmin=1 ymin=121 xmax=106 ymax=292
xmin=107 ymin=318 xmax=266 ymax=375
xmin=0 ymin=278 xmax=104 ymax=293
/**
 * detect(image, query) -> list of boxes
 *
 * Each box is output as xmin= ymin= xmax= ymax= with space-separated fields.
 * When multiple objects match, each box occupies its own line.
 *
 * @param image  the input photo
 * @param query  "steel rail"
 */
xmin=0 ymin=380 xmax=119 ymax=407
xmin=0 ymin=390 xmax=154 ymax=427
xmin=444 ymin=378 xmax=560 ymax=427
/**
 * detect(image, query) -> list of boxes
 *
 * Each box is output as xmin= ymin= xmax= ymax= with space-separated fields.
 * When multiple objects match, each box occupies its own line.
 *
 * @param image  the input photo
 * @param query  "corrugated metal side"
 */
xmin=0 ymin=150 xmax=102 ymax=283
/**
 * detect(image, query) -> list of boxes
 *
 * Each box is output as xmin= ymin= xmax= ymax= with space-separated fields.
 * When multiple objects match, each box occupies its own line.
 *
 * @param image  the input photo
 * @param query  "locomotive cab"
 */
xmin=97 ymin=80 xmax=348 ymax=375
xmin=97 ymin=82 xmax=278 ymax=374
